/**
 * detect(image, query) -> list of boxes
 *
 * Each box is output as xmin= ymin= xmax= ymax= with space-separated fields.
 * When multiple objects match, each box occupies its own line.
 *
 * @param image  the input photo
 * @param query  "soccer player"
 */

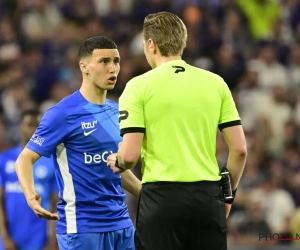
xmin=107 ymin=12 xmax=247 ymax=250
xmin=15 ymin=36 xmax=141 ymax=250
xmin=0 ymin=110 xmax=58 ymax=250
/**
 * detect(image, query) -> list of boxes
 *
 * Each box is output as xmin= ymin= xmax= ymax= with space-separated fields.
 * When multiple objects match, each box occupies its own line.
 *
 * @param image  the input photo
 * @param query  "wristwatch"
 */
xmin=115 ymin=156 xmax=126 ymax=172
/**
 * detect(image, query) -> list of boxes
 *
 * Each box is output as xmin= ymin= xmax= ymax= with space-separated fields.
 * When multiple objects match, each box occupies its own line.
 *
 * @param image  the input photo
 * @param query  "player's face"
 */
xmin=20 ymin=115 xmax=40 ymax=142
xmin=86 ymin=49 xmax=120 ymax=90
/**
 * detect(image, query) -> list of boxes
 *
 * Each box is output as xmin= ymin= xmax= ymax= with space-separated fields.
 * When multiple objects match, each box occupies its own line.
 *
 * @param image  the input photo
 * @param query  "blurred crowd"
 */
xmin=0 ymin=0 xmax=300 ymax=248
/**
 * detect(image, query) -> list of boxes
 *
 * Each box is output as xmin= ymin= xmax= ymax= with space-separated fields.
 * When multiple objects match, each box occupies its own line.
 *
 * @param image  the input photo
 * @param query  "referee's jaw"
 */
xmin=143 ymin=39 xmax=156 ymax=69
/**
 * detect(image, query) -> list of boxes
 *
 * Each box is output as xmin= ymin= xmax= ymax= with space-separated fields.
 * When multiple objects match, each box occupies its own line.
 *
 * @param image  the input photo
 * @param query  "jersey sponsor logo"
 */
xmin=84 ymin=128 xmax=97 ymax=136
xmin=119 ymin=110 xmax=129 ymax=122
xmin=5 ymin=181 xmax=44 ymax=194
xmin=5 ymin=161 xmax=15 ymax=173
xmin=30 ymin=134 xmax=45 ymax=146
xmin=84 ymin=151 xmax=113 ymax=164
xmin=172 ymin=65 xmax=185 ymax=73
xmin=81 ymin=120 xmax=98 ymax=129
xmin=82 ymin=120 xmax=98 ymax=136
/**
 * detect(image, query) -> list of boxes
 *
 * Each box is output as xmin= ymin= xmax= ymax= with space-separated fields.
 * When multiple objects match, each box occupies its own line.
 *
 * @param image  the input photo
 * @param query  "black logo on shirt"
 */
xmin=119 ymin=110 xmax=129 ymax=122
xmin=172 ymin=66 xmax=185 ymax=73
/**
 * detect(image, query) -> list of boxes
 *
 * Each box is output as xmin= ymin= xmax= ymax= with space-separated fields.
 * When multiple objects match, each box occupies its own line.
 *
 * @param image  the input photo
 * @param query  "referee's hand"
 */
xmin=107 ymin=153 xmax=124 ymax=174
xmin=225 ymin=203 xmax=231 ymax=219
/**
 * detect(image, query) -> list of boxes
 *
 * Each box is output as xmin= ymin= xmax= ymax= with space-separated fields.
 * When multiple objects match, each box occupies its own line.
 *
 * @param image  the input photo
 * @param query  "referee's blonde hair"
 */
xmin=143 ymin=12 xmax=187 ymax=57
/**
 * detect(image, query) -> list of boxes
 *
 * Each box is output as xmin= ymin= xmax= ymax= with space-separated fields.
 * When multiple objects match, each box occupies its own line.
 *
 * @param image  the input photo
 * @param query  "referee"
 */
xmin=107 ymin=11 xmax=247 ymax=250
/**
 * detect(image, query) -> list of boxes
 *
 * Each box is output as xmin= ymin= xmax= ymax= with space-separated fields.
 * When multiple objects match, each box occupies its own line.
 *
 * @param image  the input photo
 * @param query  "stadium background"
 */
xmin=0 ymin=0 xmax=300 ymax=249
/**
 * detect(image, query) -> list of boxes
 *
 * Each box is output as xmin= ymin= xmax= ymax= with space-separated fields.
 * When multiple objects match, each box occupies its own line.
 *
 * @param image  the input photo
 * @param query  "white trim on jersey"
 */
xmin=56 ymin=143 xmax=77 ymax=233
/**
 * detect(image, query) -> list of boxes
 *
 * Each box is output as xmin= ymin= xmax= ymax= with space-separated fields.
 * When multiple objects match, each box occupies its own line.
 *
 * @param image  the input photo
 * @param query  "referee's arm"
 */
xmin=117 ymin=79 xmax=145 ymax=170
xmin=220 ymin=125 xmax=247 ymax=190
xmin=219 ymin=80 xmax=247 ymax=191
xmin=118 ymin=133 xmax=143 ymax=170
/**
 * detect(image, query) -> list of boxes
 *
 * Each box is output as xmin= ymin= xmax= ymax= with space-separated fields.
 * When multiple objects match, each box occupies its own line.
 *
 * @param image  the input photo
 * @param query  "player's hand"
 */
xmin=2 ymin=235 xmax=16 ymax=250
xmin=28 ymin=193 xmax=59 ymax=220
xmin=107 ymin=153 xmax=125 ymax=174
xmin=225 ymin=203 xmax=231 ymax=219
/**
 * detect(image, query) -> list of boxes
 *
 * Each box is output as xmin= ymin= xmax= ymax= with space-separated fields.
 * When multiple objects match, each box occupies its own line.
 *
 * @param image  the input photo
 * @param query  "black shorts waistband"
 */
xmin=142 ymin=181 xmax=221 ymax=193
xmin=142 ymin=180 xmax=220 ymax=186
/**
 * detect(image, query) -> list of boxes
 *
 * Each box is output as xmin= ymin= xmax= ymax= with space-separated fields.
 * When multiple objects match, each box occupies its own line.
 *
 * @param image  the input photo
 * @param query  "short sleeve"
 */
xmin=218 ymin=81 xmax=241 ymax=131
xmin=119 ymin=80 xmax=145 ymax=136
xmin=26 ymin=106 xmax=69 ymax=157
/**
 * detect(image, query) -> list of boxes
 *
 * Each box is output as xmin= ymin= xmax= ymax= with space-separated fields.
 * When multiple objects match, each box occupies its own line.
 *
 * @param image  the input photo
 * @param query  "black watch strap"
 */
xmin=115 ymin=157 xmax=126 ymax=171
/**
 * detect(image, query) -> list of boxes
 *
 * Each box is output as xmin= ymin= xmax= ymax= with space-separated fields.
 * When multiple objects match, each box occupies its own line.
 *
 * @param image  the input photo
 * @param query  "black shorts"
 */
xmin=135 ymin=181 xmax=227 ymax=250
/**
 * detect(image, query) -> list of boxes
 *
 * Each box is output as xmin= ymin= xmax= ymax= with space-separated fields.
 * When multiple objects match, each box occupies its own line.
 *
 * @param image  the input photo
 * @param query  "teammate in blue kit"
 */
xmin=0 ymin=110 xmax=58 ymax=250
xmin=15 ymin=36 xmax=141 ymax=250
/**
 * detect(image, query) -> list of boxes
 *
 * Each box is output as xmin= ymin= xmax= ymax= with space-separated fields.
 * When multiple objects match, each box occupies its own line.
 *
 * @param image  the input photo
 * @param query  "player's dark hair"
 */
xmin=77 ymin=36 xmax=117 ymax=62
xmin=20 ymin=109 xmax=40 ymax=121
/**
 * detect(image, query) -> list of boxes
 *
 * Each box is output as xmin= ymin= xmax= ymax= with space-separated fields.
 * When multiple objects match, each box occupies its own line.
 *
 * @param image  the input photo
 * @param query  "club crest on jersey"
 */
xmin=81 ymin=120 xmax=98 ymax=129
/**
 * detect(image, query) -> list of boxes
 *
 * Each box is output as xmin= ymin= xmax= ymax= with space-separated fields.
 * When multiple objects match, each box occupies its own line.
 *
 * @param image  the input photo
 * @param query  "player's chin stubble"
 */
xmin=93 ymin=83 xmax=115 ymax=91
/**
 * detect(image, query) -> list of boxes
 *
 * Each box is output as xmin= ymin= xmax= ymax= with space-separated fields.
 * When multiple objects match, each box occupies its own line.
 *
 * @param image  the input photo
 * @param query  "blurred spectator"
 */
xmin=211 ymin=44 xmax=245 ymax=91
xmin=257 ymin=85 xmax=292 ymax=154
xmin=222 ymin=7 xmax=253 ymax=58
xmin=0 ymin=18 xmax=21 ymax=66
xmin=288 ymin=42 xmax=300 ymax=89
xmin=251 ymin=174 xmax=295 ymax=234
xmin=21 ymin=0 xmax=63 ymax=43
xmin=290 ymin=207 xmax=300 ymax=246
xmin=39 ymin=82 xmax=72 ymax=114
xmin=238 ymin=0 xmax=281 ymax=40
xmin=93 ymin=0 xmax=134 ymax=16
xmin=237 ymin=60 xmax=268 ymax=132
xmin=233 ymin=195 xmax=272 ymax=246
xmin=250 ymin=44 xmax=288 ymax=90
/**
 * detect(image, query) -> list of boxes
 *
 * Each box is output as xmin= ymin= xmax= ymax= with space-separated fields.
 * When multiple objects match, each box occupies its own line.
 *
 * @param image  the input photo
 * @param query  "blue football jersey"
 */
xmin=0 ymin=145 xmax=57 ymax=249
xmin=26 ymin=90 xmax=132 ymax=234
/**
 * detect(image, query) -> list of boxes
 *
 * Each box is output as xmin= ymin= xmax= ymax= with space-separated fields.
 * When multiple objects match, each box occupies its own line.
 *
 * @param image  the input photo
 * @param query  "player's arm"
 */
xmin=120 ymin=170 xmax=142 ymax=197
xmin=117 ymin=79 xmax=145 ymax=170
xmin=0 ymin=168 xmax=16 ymax=249
xmin=15 ymin=149 xmax=40 ymax=203
xmin=15 ymin=149 xmax=58 ymax=220
xmin=16 ymin=106 xmax=68 ymax=220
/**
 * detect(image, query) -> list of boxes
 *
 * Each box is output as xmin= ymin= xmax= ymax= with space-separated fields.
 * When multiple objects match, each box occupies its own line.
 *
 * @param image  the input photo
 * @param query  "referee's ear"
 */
xmin=148 ymin=39 xmax=157 ymax=54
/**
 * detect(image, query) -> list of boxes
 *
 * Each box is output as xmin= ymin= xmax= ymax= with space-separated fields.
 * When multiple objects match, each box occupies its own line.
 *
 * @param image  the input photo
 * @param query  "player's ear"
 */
xmin=79 ymin=61 xmax=89 ymax=75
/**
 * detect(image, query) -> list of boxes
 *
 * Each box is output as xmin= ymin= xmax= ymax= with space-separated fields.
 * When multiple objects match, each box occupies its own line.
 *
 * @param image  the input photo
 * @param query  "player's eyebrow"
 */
xmin=98 ymin=57 xmax=120 ymax=61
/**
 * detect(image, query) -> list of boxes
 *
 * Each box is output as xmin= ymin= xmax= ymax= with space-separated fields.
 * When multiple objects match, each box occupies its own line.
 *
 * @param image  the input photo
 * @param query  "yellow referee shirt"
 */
xmin=119 ymin=60 xmax=241 ymax=184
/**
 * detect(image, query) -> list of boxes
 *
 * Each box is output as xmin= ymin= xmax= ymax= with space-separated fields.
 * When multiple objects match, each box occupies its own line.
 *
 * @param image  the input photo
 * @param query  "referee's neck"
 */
xmin=154 ymin=55 xmax=182 ymax=68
